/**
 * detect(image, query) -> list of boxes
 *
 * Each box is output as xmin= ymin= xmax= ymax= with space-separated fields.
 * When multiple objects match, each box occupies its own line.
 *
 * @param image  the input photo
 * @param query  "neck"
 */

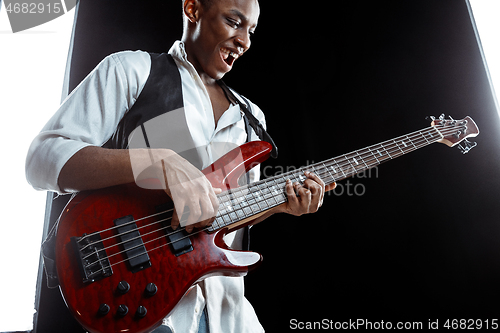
xmin=208 ymin=125 xmax=443 ymax=232
xmin=181 ymin=37 xmax=219 ymax=87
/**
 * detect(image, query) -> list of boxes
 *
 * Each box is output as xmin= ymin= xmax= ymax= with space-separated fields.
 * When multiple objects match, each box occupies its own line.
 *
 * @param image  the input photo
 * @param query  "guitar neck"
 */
xmin=208 ymin=125 xmax=443 ymax=232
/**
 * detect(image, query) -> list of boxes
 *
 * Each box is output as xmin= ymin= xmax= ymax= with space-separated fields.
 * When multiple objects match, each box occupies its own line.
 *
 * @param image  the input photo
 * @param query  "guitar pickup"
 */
xmin=114 ymin=215 xmax=151 ymax=273
xmin=156 ymin=203 xmax=193 ymax=257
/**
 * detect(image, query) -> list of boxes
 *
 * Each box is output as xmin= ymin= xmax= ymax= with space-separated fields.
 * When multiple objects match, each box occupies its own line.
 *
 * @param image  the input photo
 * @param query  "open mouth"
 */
xmin=221 ymin=47 xmax=241 ymax=67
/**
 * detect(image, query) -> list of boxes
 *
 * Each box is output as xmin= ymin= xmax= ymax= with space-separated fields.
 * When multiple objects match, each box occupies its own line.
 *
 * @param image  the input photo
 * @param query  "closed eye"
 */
xmin=226 ymin=17 xmax=241 ymax=29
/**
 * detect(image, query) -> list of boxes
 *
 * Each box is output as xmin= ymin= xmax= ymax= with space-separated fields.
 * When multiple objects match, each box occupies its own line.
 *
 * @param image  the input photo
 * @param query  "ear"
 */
xmin=183 ymin=0 xmax=201 ymax=23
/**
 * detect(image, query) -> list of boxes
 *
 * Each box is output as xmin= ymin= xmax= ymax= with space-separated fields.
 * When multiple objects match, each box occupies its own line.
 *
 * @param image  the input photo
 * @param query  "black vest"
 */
xmin=43 ymin=53 xmax=274 ymax=288
xmin=104 ymin=53 xmax=277 ymax=161
xmin=103 ymin=53 xmax=201 ymax=168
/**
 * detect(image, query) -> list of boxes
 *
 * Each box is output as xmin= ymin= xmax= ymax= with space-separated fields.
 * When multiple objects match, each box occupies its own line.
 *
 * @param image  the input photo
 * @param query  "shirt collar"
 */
xmin=168 ymin=40 xmax=189 ymax=63
xmin=169 ymin=41 xmax=243 ymax=119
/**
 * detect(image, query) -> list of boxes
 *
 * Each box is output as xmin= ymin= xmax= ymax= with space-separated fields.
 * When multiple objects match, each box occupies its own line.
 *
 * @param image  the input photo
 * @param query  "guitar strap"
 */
xmin=217 ymin=80 xmax=279 ymax=159
xmin=41 ymin=53 xmax=276 ymax=287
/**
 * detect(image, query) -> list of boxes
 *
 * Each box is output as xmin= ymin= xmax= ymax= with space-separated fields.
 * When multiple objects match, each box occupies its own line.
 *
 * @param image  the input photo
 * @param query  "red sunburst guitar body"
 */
xmin=55 ymin=141 xmax=272 ymax=333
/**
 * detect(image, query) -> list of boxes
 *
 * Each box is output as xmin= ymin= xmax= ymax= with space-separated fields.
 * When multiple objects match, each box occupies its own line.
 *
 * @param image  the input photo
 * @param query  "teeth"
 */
xmin=221 ymin=48 xmax=240 ymax=60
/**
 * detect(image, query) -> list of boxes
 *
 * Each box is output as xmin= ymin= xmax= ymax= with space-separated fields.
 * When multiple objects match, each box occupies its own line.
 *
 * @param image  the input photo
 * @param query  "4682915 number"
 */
xmin=5 ymin=2 xmax=62 ymax=14
xmin=444 ymin=319 xmax=498 ymax=330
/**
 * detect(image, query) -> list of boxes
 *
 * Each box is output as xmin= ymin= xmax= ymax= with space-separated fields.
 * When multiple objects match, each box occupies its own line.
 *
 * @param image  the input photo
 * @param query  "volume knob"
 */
xmin=117 ymin=280 xmax=130 ymax=294
xmin=136 ymin=305 xmax=147 ymax=318
xmin=117 ymin=304 xmax=129 ymax=317
xmin=98 ymin=303 xmax=110 ymax=316
xmin=145 ymin=283 xmax=158 ymax=297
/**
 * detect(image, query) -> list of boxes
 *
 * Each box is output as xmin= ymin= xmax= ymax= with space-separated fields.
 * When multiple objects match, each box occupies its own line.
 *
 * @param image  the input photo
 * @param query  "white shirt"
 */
xmin=26 ymin=41 xmax=265 ymax=333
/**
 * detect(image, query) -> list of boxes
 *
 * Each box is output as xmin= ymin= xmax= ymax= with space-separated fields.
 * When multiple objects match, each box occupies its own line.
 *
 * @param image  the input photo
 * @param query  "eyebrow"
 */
xmin=229 ymin=9 xmax=257 ymax=28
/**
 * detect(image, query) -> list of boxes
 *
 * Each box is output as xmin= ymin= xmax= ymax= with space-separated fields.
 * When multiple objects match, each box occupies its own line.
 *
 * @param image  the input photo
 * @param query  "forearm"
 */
xmin=57 ymin=146 xmax=133 ymax=192
xmin=57 ymin=146 xmax=174 ymax=192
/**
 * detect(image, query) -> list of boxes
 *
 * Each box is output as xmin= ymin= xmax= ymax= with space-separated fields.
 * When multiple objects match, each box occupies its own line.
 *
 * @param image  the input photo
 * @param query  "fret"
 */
xmin=268 ymin=178 xmax=286 ymax=203
xmin=393 ymin=139 xmax=404 ymax=155
xmin=354 ymin=150 xmax=370 ymax=170
xmin=255 ymin=184 xmax=269 ymax=210
xmin=350 ymin=155 xmax=364 ymax=175
xmin=370 ymin=144 xmax=388 ymax=162
xmin=289 ymin=170 xmax=302 ymax=184
xmin=380 ymin=143 xmax=393 ymax=159
xmin=400 ymin=138 xmax=409 ymax=151
xmin=247 ymin=187 xmax=261 ymax=216
xmin=401 ymin=136 xmax=416 ymax=153
xmin=406 ymin=135 xmax=417 ymax=150
xmin=343 ymin=155 xmax=357 ymax=177
xmin=214 ymin=216 xmax=223 ymax=229
xmin=420 ymin=130 xmax=430 ymax=144
xmin=398 ymin=135 xmax=415 ymax=152
xmin=333 ymin=159 xmax=347 ymax=179
xmin=320 ymin=162 xmax=333 ymax=183
xmin=222 ymin=212 xmax=231 ymax=224
xmin=373 ymin=145 xmax=386 ymax=160
xmin=366 ymin=147 xmax=381 ymax=164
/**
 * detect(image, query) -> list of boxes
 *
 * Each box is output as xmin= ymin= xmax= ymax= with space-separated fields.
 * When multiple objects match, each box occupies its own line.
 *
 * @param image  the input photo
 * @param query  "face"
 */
xmin=182 ymin=0 xmax=260 ymax=80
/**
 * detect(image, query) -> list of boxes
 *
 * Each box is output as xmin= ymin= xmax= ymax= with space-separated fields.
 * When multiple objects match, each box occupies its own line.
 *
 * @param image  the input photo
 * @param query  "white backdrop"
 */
xmin=0 ymin=4 xmax=75 ymax=331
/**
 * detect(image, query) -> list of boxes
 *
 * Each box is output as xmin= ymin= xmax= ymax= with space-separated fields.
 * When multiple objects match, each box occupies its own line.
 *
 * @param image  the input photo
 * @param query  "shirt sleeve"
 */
xmin=25 ymin=50 xmax=151 ymax=194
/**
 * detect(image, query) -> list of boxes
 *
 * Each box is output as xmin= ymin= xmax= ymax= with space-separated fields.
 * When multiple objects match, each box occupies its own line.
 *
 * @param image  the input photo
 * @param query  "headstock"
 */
xmin=430 ymin=114 xmax=479 ymax=154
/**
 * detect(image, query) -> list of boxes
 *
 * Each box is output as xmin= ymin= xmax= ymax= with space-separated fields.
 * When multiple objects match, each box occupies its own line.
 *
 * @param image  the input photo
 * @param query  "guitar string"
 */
xmin=80 ymin=124 xmax=438 ymax=250
xmin=79 ymin=123 xmax=459 ymax=264
xmin=80 ymin=125 xmax=463 ymax=272
xmin=77 ymin=123 xmax=449 ymax=246
xmin=77 ymin=124 xmax=461 ymax=260
xmin=86 ymin=123 xmax=453 ymax=276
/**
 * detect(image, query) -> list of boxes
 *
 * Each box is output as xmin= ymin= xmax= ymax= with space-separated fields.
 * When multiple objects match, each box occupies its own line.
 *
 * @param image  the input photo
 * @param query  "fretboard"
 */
xmin=208 ymin=125 xmax=443 ymax=232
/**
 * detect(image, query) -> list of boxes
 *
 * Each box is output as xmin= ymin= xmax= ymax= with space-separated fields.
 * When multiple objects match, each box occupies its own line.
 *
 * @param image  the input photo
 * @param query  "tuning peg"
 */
xmin=457 ymin=139 xmax=477 ymax=154
xmin=448 ymin=115 xmax=457 ymax=125
xmin=427 ymin=115 xmax=436 ymax=121
xmin=439 ymin=113 xmax=445 ymax=120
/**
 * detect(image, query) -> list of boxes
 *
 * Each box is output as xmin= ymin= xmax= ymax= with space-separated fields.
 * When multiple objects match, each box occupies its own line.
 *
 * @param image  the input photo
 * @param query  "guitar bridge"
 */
xmin=71 ymin=233 xmax=113 ymax=283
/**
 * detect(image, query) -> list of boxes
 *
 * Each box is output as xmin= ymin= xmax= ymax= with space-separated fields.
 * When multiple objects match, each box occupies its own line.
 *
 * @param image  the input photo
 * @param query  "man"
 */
xmin=26 ymin=0 xmax=328 ymax=332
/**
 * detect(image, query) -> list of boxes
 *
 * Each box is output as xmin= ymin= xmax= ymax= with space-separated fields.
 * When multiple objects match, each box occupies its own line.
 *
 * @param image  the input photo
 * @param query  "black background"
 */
xmin=46 ymin=0 xmax=500 ymax=331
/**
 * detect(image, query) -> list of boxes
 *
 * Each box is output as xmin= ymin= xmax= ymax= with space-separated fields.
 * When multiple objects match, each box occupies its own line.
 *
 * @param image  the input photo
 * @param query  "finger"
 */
xmin=170 ymin=196 xmax=187 ymax=230
xmin=305 ymin=172 xmax=326 ymax=206
xmin=171 ymin=207 xmax=181 ymax=230
xmin=185 ymin=198 xmax=202 ymax=232
xmin=209 ymin=191 xmax=220 ymax=215
xmin=303 ymin=180 xmax=324 ymax=206
xmin=293 ymin=181 xmax=304 ymax=198
xmin=308 ymin=185 xmax=323 ymax=212
xmin=199 ymin=196 xmax=216 ymax=226
xmin=325 ymin=182 xmax=337 ymax=192
xmin=285 ymin=179 xmax=299 ymax=205
xmin=296 ymin=185 xmax=312 ymax=212
xmin=213 ymin=187 xmax=223 ymax=194
xmin=305 ymin=171 xmax=325 ymax=197
xmin=305 ymin=171 xmax=325 ymax=188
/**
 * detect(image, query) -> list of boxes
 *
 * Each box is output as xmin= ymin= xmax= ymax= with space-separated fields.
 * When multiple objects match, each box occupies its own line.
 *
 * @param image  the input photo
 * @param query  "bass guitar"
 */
xmin=55 ymin=115 xmax=478 ymax=333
